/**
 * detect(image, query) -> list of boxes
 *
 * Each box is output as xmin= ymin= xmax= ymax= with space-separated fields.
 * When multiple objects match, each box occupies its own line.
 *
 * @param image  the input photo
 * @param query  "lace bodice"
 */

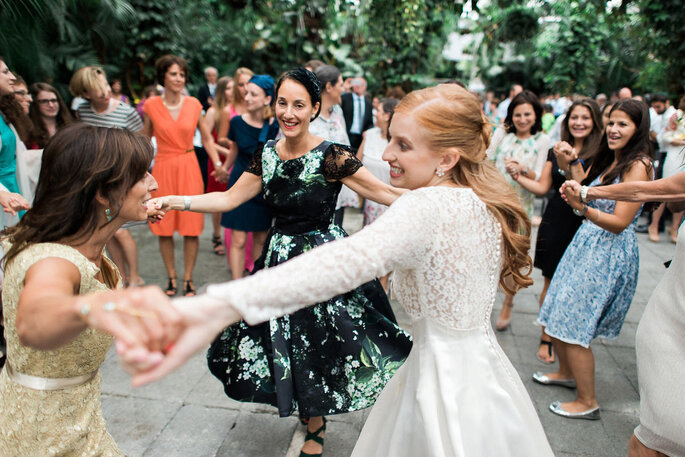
xmin=207 ymin=187 xmax=503 ymax=330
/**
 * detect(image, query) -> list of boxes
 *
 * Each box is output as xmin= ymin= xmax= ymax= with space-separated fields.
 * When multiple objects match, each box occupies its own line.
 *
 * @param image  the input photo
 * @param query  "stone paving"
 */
xmin=100 ymin=211 xmax=677 ymax=457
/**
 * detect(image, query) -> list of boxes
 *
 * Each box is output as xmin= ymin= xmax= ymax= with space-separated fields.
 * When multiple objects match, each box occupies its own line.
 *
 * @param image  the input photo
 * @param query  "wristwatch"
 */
xmin=215 ymin=160 xmax=222 ymax=167
xmin=573 ymin=205 xmax=588 ymax=217
xmin=580 ymin=185 xmax=589 ymax=203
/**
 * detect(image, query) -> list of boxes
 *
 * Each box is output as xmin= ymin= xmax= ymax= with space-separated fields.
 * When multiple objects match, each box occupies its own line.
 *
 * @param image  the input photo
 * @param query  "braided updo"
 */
xmin=275 ymin=67 xmax=323 ymax=121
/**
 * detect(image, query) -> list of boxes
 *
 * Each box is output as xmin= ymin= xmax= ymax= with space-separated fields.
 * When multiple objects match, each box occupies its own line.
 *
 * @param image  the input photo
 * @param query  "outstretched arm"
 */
xmin=341 ymin=166 xmax=407 ymax=206
xmin=152 ymin=171 xmax=261 ymax=214
xmin=564 ymin=171 xmax=685 ymax=203
xmin=130 ymin=191 xmax=436 ymax=385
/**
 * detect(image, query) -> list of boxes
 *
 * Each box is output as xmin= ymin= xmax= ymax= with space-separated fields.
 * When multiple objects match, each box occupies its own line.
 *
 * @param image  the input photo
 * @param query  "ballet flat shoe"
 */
xmin=549 ymin=401 xmax=600 ymax=420
xmin=532 ymin=371 xmax=576 ymax=389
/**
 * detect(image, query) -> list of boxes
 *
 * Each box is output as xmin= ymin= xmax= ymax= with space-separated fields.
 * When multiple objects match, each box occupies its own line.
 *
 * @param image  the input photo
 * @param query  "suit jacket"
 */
xmin=197 ymin=83 xmax=213 ymax=111
xmin=341 ymin=92 xmax=373 ymax=137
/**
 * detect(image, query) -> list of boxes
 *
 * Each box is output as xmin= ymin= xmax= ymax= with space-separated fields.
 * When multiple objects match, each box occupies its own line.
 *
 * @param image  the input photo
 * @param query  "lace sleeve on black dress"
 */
xmin=245 ymin=143 xmax=265 ymax=176
xmin=323 ymin=143 xmax=363 ymax=180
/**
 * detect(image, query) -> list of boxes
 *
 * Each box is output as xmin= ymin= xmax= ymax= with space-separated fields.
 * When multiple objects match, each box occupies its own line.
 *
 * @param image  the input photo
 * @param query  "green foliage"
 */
xmin=639 ymin=0 xmax=685 ymax=96
xmin=496 ymin=5 xmax=538 ymax=42
xmin=539 ymin=2 xmax=609 ymax=94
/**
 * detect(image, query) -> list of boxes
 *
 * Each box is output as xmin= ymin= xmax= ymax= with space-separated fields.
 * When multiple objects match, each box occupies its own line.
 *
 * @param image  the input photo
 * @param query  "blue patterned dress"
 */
xmin=537 ymin=174 xmax=642 ymax=348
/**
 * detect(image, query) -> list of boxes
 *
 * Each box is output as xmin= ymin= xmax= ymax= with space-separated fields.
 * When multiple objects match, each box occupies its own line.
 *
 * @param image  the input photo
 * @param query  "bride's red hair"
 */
xmin=395 ymin=84 xmax=533 ymax=294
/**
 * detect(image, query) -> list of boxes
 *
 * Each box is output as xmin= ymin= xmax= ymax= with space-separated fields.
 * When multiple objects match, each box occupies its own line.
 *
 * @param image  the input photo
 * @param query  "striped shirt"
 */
xmin=78 ymin=101 xmax=143 ymax=132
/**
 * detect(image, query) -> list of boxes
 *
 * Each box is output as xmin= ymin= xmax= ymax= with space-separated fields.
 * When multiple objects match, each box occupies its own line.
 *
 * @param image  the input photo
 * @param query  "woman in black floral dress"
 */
xmin=151 ymin=68 xmax=411 ymax=456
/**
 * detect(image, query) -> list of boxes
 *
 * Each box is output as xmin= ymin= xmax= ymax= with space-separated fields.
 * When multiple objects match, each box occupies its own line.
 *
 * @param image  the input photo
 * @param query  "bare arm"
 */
xmin=585 ymin=171 xmax=685 ymax=203
xmin=141 ymin=114 xmax=153 ymax=138
xmin=564 ymin=161 xmax=651 ymax=234
xmin=154 ymin=171 xmax=262 ymax=214
xmin=220 ymin=139 xmax=239 ymax=172
xmin=340 ymin=166 xmax=407 ymax=206
xmin=512 ymin=161 xmax=553 ymax=197
xmin=16 ymin=258 xmax=179 ymax=351
xmin=216 ymin=106 xmax=232 ymax=148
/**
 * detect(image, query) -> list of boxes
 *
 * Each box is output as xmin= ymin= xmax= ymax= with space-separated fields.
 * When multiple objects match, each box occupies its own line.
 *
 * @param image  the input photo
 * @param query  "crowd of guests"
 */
xmin=0 ymin=51 xmax=683 ymax=457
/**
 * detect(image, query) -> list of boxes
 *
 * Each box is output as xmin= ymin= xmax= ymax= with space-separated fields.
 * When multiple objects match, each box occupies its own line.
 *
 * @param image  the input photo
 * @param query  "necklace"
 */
xmin=162 ymin=95 xmax=183 ymax=110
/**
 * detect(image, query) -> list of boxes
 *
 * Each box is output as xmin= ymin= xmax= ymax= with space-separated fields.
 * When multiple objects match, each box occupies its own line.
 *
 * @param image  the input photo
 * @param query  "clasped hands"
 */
xmin=553 ymin=141 xmax=577 ymax=171
xmin=560 ymin=179 xmax=584 ymax=210
xmin=85 ymin=287 xmax=242 ymax=387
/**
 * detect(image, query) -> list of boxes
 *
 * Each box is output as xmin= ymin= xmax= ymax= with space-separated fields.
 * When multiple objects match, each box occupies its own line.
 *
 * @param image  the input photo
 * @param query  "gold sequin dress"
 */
xmin=0 ymin=242 xmax=122 ymax=457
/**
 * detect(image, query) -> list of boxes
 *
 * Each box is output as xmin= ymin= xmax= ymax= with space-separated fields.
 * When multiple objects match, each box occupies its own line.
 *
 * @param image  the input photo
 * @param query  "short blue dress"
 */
xmin=537 ymin=174 xmax=642 ymax=348
xmin=221 ymin=116 xmax=278 ymax=232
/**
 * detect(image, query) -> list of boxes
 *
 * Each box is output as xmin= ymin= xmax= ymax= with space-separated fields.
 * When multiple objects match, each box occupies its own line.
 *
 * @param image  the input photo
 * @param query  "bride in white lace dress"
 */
xmin=130 ymin=84 xmax=554 ymax=456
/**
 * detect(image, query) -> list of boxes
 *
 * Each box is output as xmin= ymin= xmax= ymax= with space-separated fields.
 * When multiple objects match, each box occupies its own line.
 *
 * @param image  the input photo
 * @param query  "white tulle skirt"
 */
xmin=351 ymin=319 xmax=554 ymax=457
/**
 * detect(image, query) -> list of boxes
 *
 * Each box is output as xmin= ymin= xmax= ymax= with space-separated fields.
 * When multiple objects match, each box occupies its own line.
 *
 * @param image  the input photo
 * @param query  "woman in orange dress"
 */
xmin=142 ymin=54 xmax=227 ymax=296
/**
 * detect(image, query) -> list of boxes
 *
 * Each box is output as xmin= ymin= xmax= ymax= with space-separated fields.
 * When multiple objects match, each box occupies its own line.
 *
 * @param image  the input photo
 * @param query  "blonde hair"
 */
xmin=395 ymin=84 xmax=533 ymax=294
xmin=232 ymin=67 xmax=254 ymax=105
xmin=213 ymin=76 xmax=233 ymax=130
xmin=69 ymin=66 xmax=109 ymax=98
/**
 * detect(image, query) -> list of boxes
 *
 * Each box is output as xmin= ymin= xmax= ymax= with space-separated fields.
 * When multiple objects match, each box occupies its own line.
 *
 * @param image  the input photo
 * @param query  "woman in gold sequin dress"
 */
xmin=0 ymin=124 xmax=179 ymax=456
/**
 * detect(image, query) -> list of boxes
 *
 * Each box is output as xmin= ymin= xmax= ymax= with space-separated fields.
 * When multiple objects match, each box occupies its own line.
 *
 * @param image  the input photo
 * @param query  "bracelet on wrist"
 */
xmin=580 ymin=185 xmax=589 ymax=203
xmin=183 ymin=196 xmax=191 ymax=211
xmin=572 ymin=204 xmax=588 ymax=217
xmin=569 ymin=157 xmax=585 ymax=167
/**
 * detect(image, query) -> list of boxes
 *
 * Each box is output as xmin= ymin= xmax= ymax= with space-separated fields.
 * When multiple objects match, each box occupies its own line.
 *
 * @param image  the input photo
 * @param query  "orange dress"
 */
xmin=144 ymin=96 xmax=204 ymax=236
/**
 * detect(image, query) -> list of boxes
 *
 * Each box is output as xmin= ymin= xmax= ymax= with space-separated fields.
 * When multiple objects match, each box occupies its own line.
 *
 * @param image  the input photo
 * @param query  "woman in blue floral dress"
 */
xmin=150 ymin=68 xmax=411 ymax=457
xmin=535 ymin=99 xmax=653 ymax=420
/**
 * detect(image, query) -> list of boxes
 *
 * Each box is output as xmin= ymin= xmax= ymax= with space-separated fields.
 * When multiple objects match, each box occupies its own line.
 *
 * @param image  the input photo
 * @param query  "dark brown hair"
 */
xmin=586 ymin=99 xmax=653 ymax=186
xmin=155 ymin=54 xmax=189 ymax=87
xmin=28 ymin=82 xmax=73 ymax=148
xmin=505 ymin=90 xmax=543 ymax=135
xmin=0 ymin=93 xmax=33 ymax=144
xmin=560 ymin=97 xmax=603 ymax=166
xmin=3 ymin=124 xmax=153 ymax=275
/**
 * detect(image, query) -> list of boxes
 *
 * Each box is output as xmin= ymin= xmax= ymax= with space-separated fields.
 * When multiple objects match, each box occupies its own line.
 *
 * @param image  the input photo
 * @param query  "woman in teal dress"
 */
xmin=150 ymin=68 xmax=411 ymax=457
xmin=0 ymin=58 xmax=21 ymax=198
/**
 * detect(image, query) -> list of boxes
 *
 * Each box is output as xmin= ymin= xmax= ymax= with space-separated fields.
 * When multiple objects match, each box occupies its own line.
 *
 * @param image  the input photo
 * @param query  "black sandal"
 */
xmin=212 ymin=235 xmax=225 ymax=256
xmin=183 ymin=279 xmax=196 ymax=297
xmin=299 ymin=417 xmax=326 ymax=457
xmin=165 ymin=278 xmax=177 ymax=297
xmin=537 ymin=339 xmax=555 ymax=364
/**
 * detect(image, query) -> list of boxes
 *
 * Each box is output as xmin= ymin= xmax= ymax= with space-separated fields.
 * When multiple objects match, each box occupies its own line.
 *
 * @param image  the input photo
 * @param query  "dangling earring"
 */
xmin=105 ymin=208 xmax=112 ymax=222
xmin=435 ymin=168 xmax=445 ymax=177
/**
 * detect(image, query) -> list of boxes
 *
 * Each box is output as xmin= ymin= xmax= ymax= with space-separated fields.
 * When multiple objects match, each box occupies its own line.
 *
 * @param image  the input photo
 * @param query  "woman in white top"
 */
xmin=486 ymin=90 xmax=551 ymax=331
xmin=310 ymin=65 xmax=358 ymax=226
xmin=359 ymin=97 xmax=400 ymax=227
xmin=126 ymin=84 xmax=555 ymax=457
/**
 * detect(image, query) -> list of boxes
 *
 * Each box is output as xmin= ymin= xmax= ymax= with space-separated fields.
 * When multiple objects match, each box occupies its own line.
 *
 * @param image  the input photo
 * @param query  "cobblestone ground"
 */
xmin=100 ymin=210 xmax=676 ymax=457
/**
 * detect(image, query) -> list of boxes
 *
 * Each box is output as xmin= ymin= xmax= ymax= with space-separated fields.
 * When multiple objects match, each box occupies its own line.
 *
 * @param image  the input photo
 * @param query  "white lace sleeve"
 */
xmin=205 ymin=191 xmax=437 ymax=324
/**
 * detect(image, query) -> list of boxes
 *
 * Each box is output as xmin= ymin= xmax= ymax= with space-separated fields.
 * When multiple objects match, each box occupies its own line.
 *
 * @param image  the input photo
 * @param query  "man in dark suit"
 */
xmin=197 ymin=66 xmax=218 ymax=112
xmin=341 ymin=77 xmax=373 ymax=152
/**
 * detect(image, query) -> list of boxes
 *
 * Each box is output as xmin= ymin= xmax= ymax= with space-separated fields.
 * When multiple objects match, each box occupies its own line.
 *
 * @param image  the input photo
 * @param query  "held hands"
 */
xmin=560 ymin=180 xmax=584 ymax=210
xmin=80 ymin=287 xmax=183 ymax=374
xmin=0 ymin=191 xmax=30 ymax=215
xmin=211 ymin=167 xmax=229 ymax=183
xmin=114 ymin=293 xmax=243 ymax=386
xmin=145 ymin=197 xmax=173 ymax=223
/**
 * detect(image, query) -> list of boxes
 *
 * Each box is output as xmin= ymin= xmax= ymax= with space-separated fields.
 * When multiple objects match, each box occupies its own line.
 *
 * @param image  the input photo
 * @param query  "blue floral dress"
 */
xmin=207 ymin=139 xmax=412 ymax=418
xmin=537 ymin=174 xmax=642 ymax=348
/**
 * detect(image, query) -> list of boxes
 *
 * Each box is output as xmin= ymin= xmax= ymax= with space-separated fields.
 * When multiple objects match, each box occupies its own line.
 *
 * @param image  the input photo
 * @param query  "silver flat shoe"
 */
xmin=549 ymin=401 xmax=600 ymax=420
xmin=532 ymin=371 xmax=576 ymax=389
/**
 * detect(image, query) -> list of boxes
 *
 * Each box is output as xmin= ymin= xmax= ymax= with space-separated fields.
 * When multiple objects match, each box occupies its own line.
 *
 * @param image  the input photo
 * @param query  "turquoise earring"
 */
xmin=105 ymin=208 xmax=112 ymax=222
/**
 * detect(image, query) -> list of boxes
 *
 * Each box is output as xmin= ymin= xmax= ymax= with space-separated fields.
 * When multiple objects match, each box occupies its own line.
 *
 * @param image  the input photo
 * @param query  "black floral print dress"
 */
xmin=208 ymin=139 xmax=412 ymax=418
